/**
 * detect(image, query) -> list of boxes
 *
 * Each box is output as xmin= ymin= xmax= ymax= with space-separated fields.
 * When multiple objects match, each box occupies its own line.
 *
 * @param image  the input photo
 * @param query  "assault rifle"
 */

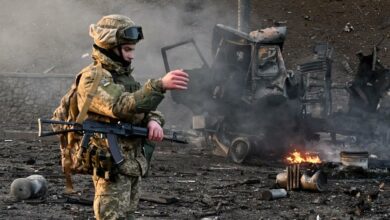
xmin=38 ymin=118 xmax=188 ymax=165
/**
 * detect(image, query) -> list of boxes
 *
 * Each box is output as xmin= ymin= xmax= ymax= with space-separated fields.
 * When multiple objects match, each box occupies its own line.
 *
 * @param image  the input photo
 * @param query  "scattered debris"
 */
xmin=349 ymin=199 xmax=371 ymax=216
xmin=261 ymin=188 xmax=288 ymax=201
xmin=141 ymin=211 xmax=170 ymax=218
xmin=344 ymin=22 xmax=354 ymax=32
xmin=200 ymin=194 xmax=215 ymax=207
xmin=276 ymin=164 xmax=328 ymax=192
xmin=140 ymin=192 xmax=179 ymax=204
xmin=366 ymin=190 xmax=379 ymax=202
xmin=10 ymin=174 xmax=48 ymax=201
xmin=312 ymin=197 xmax=327 ymax=205
xmin=177 ymin=180 xmax=196 ymax=183
xmin=303 ymin=15 xmax=312 ymax=21
xmin=63 ymin=195 xmax=93 ymax=206
xmin=212 ymin=178 xmax=261 ymax=189
xmin=300 ymin=170 xmax=328 ymax=191
xmin=344 ymin=186 xmax=361 ymax=197
xmin=379 ymin=182 xmax=385 ymax=191
xmin=7 ymin=205 xmax=17 ymax=210
xmin=207 ymin=166 xmax=239 ymax=171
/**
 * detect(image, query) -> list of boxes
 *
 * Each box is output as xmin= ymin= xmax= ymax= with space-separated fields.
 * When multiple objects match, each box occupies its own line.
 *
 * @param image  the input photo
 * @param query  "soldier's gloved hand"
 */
xmin=147 ymin=120 xmax=164 ymax=142
xmin=162 ymin=69 xmax=189 ymax=90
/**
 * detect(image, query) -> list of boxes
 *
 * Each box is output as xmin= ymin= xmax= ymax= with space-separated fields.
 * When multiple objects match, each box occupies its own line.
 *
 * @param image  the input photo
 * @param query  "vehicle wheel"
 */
xmin=228 ymin=137 xmax=250 ymax=163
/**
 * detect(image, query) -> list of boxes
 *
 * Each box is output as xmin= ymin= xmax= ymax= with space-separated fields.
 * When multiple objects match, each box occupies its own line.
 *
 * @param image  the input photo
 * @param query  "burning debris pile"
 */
xmin=257 ymin=150 xmax=328 ymax=202
xmin=286 ymin=150 xmax=322 ymax=164
xmin=254 ymin=147 xmax=390 ymax=214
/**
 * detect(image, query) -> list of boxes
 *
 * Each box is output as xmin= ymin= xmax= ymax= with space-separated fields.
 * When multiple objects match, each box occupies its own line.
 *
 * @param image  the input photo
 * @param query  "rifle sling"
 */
xmin=76 ymin=63 xmax=103 ymax=124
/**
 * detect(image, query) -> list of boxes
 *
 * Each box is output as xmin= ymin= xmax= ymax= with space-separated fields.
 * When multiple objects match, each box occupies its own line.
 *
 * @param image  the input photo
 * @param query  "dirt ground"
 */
xmin=0 ymin=138 xmax=390 ymax=220
xmin=2 ymin=0 xmax=390 ymax=219
xmin=250 ymin=0 xmax=390 ymax=86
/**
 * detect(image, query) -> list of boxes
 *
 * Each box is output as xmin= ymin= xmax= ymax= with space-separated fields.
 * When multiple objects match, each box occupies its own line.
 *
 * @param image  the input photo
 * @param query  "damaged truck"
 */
xmin=161 ymin=23 xmax=390 ymax=163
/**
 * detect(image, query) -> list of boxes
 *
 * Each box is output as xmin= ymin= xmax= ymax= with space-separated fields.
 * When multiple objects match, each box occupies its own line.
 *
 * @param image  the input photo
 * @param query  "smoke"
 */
xmin=0 ymin=0 xmax=95 ymax=73
xmin=0 ymin=0 xmax=235 ymax=75
xmin=0 ymin=0 xmax=236 ymax=128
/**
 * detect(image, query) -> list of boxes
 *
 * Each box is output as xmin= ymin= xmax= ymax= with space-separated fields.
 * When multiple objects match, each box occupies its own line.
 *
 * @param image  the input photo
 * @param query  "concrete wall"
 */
xmin=0 ymin=73 xmax=193 ymax=132
xmin=0 ymin=73 xmax=73 ymax=129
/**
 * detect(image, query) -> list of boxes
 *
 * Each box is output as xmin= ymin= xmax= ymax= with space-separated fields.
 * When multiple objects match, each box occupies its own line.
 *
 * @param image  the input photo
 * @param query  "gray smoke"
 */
xmin=0 ymin=0 xmax=236 ymax=129
xmin=0 ymin=0 xmax=235 ymax=76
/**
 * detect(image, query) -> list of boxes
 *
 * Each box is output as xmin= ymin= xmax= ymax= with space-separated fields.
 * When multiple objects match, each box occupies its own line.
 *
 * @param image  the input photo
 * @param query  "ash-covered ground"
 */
xmin=1 ymin=0 xmax=390 ymax=219
xmin=0 ymin=138 xmax=390 ymax=220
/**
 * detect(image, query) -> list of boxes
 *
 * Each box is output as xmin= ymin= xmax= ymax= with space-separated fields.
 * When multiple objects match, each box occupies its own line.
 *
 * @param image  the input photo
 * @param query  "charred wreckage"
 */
xmin=162 ymin=23 xmax=390 ymax=164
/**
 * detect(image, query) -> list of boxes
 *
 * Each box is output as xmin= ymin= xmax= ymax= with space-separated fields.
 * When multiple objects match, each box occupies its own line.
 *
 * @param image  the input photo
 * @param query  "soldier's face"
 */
xmin=118 ymin=44 xmax=136 ymax=63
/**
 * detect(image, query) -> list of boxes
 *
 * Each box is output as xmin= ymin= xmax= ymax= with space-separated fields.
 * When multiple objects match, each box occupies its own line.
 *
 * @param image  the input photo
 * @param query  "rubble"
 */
xmin=2 ymin=139 xmax=390 ymax=218
xmin=0 ymin=0 xmax=390 ymax=219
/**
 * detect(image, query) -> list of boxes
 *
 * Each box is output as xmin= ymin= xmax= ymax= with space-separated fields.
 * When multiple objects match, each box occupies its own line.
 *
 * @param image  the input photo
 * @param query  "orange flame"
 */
xmin=286 ymin=150 xmax=321 ymax=164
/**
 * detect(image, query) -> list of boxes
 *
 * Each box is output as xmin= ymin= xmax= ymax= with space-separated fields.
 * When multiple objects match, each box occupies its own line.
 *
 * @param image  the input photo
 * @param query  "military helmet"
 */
xmin=89 ymin=14 xmax=144 ymax=50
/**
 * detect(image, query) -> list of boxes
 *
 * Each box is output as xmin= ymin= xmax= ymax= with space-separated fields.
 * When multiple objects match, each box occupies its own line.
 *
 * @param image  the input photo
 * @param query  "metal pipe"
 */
xmin=300 ymin=170 xmax=328 ymax=192
xmin=238 ymin=0 xmax=251 ymax=33
xmin=261 ymin=189 xmax=288 ymax=200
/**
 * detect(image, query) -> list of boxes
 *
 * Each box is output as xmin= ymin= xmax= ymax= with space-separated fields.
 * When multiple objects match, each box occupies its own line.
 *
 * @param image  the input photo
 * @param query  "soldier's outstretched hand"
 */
xmin=161 ymin=69 xmax=189 ymax=90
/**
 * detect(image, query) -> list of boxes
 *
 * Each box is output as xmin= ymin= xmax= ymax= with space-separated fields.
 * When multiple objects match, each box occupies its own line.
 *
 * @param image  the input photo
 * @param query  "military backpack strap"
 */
xmin=76 ymin=63 xmax=103 ymax=123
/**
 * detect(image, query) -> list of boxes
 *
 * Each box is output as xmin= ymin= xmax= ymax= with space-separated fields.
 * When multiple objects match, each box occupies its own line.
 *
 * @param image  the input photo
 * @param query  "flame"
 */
xmin=286 ymin=150 xmax=321 ymax=164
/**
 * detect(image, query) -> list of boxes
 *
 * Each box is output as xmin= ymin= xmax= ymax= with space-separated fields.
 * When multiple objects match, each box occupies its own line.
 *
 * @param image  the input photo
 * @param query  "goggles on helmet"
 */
xmin=120 ymin=26 xmax=144 ymax=41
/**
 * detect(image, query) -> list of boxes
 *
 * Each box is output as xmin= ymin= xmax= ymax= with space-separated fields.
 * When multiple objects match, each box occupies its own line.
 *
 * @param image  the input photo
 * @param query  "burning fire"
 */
xmin=286 ymin=150 xmax=321 ymax=164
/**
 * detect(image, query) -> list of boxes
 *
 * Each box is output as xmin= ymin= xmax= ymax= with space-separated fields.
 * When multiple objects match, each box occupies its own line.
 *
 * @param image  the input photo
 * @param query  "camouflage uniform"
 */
xmin=78 ymin=15 xmax=165 ymax=220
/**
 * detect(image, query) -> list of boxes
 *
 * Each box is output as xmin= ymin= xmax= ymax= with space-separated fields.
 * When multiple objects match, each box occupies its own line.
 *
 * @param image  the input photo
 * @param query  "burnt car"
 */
xmin=162 ymin=23 xmax=303 ymax=163
xmin=162 ymin=23 xmax=390 ymax=163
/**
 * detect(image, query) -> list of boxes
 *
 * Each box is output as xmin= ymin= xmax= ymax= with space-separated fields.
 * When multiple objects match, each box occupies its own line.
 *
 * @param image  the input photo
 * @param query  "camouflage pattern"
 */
xmin=77 ymin=47 xmax=165 ymax=125
xmin=77 ymin=45 xmax=165 ymax=219
xmin=93 ymin=174 xmax=140 ymax=220
xmin=89 ymin=14 xmax=139 ymax=50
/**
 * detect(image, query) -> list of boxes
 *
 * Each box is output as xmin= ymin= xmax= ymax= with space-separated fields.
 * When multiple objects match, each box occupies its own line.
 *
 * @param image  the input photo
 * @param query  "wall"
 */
xmin=0 ymin=73 xmax=193 ymax=132
xmin=0 ymin=73 xmax=73 ymax=129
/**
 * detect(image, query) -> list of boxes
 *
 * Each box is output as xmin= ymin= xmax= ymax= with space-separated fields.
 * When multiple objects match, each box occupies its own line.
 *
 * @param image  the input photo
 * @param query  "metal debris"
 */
xmin=10 ymin=174 xmax=48 ymax=201
xmin=261 ymin=189 xmax=288 ymax=200
xmin=344 ymin=22 xmax=354 ymax=32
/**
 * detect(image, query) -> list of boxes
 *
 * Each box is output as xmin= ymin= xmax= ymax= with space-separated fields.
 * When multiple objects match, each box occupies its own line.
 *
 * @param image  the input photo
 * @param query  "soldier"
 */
xmin=81 ymin=14 xmax=189 ymax=219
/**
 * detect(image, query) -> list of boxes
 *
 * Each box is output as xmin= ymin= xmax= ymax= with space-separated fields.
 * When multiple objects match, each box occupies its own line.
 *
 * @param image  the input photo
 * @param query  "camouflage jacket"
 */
xmin=76 ymin=46 xmax=165 ymax=177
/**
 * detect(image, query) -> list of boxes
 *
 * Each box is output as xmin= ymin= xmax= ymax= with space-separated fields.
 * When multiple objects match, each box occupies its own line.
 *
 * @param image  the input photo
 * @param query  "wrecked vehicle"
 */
xmin=162 ymin=23 xmax=390 ymax=164
xmin=299 ymin=45 xmax=390 ymax=146
xmin=162 ymin=23 xmax=303 ymax=163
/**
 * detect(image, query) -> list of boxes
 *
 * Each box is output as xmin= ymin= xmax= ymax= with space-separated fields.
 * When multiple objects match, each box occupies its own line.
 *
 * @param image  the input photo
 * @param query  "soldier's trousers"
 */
xmin=93 ymin=173 xmax=141 ymax=220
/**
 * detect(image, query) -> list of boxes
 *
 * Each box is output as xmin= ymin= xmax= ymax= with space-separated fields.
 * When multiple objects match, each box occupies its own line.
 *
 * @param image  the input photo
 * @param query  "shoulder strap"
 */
xmin=76 ymin=63 xmax=103 ymax=123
